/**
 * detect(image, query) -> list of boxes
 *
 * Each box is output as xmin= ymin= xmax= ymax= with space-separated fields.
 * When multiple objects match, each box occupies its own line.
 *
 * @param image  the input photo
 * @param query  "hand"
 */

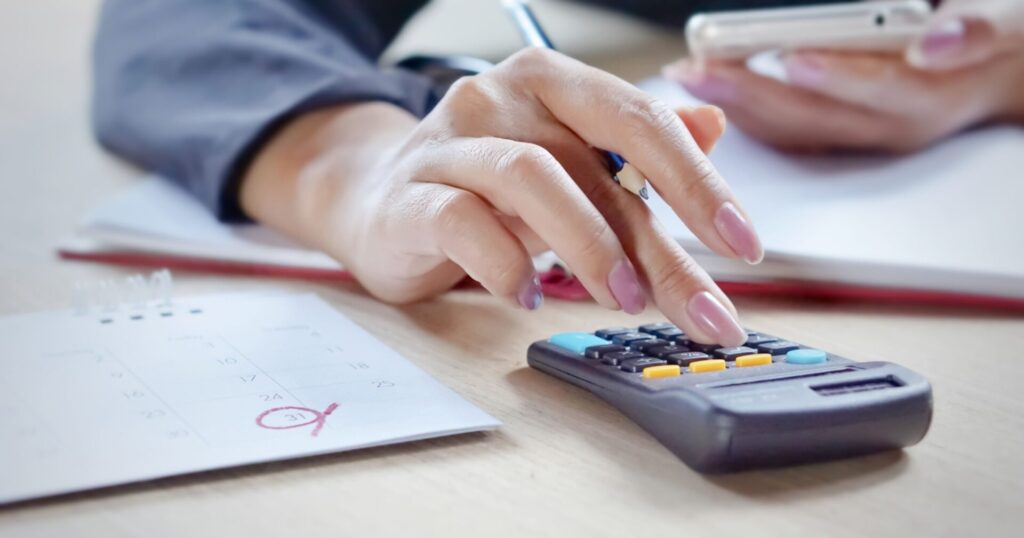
xmin=242 ymin=48 xmax=762 ymax=346
xmin=663 ymin=0 xmax=1024 ymax=153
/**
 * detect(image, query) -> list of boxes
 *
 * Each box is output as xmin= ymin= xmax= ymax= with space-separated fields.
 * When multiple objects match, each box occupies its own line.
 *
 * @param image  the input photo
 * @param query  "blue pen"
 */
xmin=501 ymin=0 xmax=650 ymax=200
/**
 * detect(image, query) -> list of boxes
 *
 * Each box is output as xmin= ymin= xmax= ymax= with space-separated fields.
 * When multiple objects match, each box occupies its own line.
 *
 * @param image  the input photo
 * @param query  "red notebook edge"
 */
xmin=58 ymin=249 xmax=1024 ymax=313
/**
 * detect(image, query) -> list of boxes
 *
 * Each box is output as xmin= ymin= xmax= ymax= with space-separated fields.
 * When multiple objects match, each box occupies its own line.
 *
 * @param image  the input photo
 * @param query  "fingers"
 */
xmin=425 ymin=185 xmax=542 ymax=310
xmin=676 ymin=105 xmax=726 ymax=154
xmin=497 ymin=48 xmax=764 ymax=265
xmin=782 ymin=52 xmax=931 ymax=115
xmin=665 ymin=60 xmax=911 ymax=153
xmin=907 ymin=0 xmax=1024 ymax=71
xmin=560 ymin=150 xmax=746 ymax=347
xmin=415 ymin=136 xmax=646 ymax=314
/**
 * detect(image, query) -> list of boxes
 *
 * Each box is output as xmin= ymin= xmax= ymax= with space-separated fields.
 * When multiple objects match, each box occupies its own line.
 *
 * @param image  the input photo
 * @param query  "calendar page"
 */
xmin=0 ymin=292 xmax=499 ymax=504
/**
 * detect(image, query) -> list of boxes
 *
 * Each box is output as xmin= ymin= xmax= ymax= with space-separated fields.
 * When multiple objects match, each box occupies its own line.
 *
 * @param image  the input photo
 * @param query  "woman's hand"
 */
xmin=241 ymin=48 xmax=761 ymax=346
xmin=663 ymin=0 xmax=1024 ymax=153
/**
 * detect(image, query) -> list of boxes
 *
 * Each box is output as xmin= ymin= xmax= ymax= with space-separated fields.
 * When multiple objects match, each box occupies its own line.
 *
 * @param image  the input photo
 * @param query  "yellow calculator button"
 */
xmin=642 ymin=364 xmax=681 ymax=379
xmin=736 ymin=354 xmax=773 ymax=367
xmin=689 ymin=359 xmax=726 ymax=373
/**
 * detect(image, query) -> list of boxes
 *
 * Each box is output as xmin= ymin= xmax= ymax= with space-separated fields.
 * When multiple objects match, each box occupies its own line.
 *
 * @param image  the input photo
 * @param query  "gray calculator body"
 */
xmin=527 ymin=328 xmax=932 ymax=473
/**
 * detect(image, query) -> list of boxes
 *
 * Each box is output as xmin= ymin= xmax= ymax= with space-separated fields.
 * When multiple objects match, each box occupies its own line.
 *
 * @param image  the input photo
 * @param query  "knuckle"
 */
xmin=678 ymin=159 xmax=722 ymax=202
xmin=492 ymin=143 xmax=560 ymax=187
xmin=433 ymin=190 xmax=476 ymax=237
xmin=648 ymin=253 xmax=702 ymax=299
xmin=507 ymin=47 xmax=558 ymax=71
xmin=620 ymin=95 xmax=680 ymax=139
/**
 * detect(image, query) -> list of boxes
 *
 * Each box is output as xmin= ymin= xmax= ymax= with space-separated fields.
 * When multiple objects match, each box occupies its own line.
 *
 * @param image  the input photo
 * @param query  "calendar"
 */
xmin=0 ymin=285 xmax=499 ymax=504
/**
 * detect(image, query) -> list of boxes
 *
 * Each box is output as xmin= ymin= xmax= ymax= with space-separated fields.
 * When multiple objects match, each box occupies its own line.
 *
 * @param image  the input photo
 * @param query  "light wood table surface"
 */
xmin=1 ymin=1 xmax=1022 ymax=537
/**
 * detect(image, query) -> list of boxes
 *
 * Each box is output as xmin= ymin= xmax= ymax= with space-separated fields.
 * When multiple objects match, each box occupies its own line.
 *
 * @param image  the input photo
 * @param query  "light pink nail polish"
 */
xmin=608 ymin=260 xmax=646 ymax=315
xmin=714 ymin=202 xmax=764 ymax=265
xmin=681 ymin=75 xmax=737 ymax=104
xmin=785 ymin=54 xmax=827 ymax=87
xmin=920 ymin=18 xmax=967 ymax=59
xmin=517 ymin=274 xmax=543 ymax=311
xmin=686 ymin=291 xmax=746 ymax=347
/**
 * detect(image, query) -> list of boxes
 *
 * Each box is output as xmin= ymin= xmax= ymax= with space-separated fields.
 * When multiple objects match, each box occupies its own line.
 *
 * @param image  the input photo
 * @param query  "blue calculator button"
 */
xmin=786 ymin=349 xmax=828 ymax=365
xmin=550 ymin=333 xmax=611 ymax=355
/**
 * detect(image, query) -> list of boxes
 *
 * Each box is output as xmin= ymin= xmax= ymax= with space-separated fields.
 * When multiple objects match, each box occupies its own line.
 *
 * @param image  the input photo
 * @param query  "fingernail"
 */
xmin=785 ymin=53 xmax=827 ymax=87
xmin=517 ymin=274 xmax=543 ymax=311
xmin=662 ymin=62 xmax=736 ymax=104
xmin=909 ymin=18 xmax=966 ymax=67
xmin=714 ymin=202 xmax=764 ymax=264
xmin=608 ymin=259 xmax=646 ymax=315
xmin=686 ymin=291 xmax=746 ymax=347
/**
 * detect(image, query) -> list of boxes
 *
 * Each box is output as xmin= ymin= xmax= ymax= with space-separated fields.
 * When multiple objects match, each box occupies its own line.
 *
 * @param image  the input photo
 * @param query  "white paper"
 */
xmin=638 ymin=75 xmax=1024 ymax=298
xmin=0 ymin=293 xmax=499 ymax=504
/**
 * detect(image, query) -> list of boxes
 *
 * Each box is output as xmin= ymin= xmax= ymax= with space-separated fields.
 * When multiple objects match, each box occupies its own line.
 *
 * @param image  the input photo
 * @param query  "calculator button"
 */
xmin=689 ymin=359 xmax=727 ymax=373
xmin=630 ymin=339 xmax=670 ymax=353
xmin=638 ymin=322 xmax=675 ymax=335
xmin=601 ymin=351 xmax=646 ymax=366
xmin=584 ymin=344 xmax=627 ymax=359
xmin=595 ymin=327 xmax=632 ymax=339
xmin=663 ymin=352 xmax=711 ymax=366
xmin=744 ymin=335 xmax=778 ymax=348
xmin=619 ymin=357 xmax=668 ymax=373
xmin=735 ymin=354 xmax=773 ymax=367
xmin=611 ymin=332 xmax=655 ymax=347
xmin=688 ymin=342 xmax=721 ymax=354
xmin=714 ymin=346 xmax=758 ymax=361
xmin=670 ymin=335 xmax=693 ymax=348
xmin=652 ymin=327 xmax=684 ymax=340
xmin=642 ymin=364 xmax=681 ymax=379
xmin=645 ymin=345 xmax=692 ymax=358
xmin=786 ymin=349 xmax=828 ymax=365
xmin=550 ymin=333 xmax=611 ymax=355
xmin=758 ymin=341 xmax=800 ymax=355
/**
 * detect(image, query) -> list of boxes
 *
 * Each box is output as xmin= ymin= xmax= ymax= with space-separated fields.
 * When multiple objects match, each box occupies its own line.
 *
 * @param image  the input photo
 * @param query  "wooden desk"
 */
xmin=1 ymin=1 xmax=1022 ymax=536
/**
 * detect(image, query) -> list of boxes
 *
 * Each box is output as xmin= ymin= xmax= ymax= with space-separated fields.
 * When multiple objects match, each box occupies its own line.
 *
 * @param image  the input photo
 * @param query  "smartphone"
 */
xmin=686 ymin=1 xmax=933 ymax=61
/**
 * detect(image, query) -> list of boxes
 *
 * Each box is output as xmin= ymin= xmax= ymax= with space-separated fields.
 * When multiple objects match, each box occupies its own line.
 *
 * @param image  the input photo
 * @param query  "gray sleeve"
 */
xmin=91 ymin=0 xmax=437 ymax=221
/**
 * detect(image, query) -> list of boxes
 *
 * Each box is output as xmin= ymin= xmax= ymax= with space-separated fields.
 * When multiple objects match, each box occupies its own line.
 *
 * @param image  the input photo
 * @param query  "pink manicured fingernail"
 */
xmin=686 ymin=291 xmax=746 ymax=347
xmin=921 ymin=18 xmax=967 ymax=58
xmin=517 ymin=274 xmax=543 ymax=311
xmin=909 ymin=18 xmax=967 ymax=67
xmin=662 ymin=62 xmax=736 ymax=104
xmin=608 ymin=260 xmax=646 ymax=315
xmin=714 ymin=202 xmax=764 ymax=264
xmin=785 ymin=53 xmax=827 ymax=87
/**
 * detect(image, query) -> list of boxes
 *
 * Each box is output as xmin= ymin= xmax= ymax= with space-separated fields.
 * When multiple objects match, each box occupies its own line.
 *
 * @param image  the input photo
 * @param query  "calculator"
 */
xmin=527 ymin=322 xmax=933 ymax=473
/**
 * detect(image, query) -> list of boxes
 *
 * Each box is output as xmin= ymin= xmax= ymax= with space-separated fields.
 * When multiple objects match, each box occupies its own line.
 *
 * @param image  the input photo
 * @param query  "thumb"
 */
xmin=907 ymin=0 xmax=1024 ymax=71
xmin=676 ymin=104 xmax=726 ymax=155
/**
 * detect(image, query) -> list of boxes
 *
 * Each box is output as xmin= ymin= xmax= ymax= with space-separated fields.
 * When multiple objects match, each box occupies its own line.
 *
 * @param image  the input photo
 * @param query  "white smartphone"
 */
xmin=686 ymin=1 xmax=933 ymax=61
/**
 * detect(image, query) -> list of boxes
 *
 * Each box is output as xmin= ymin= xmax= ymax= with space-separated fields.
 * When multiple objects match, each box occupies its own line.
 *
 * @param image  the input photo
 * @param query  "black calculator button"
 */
xmin=584 ymin=344 xmax=627 ymax=359
xmin=630 ymin=339 xmax=670 ymax=353
xmin=611 ymin=332 xmax=655 ymax=347
xmin=714 ymin=346 xmax=759 ymax=361
xmin=663 ymin=352 xmax=711 ymax=366
xmin=652 ymin=327 xmax=684 ymax=340
xmin=638 ymin=322 xmax=676 ymax=335
xmin=595 ymin=327 xmax=633 ymax=340
xmin=670 ymin=335 xmax=693 ymax=347
xmin=646 ymin=345 xmax=692 ymax=358
xmin=744 ymin=335 xmax=778 ymax=348
xmin=619 ymin=357 xmax=668 ymax=373
xmin=688 ymin=342 xmax=721 ymax=354
xmin=758 ymin=341 xmax=800 ymax=355
xmin=601 ymin=351 xmax=646 ymax=366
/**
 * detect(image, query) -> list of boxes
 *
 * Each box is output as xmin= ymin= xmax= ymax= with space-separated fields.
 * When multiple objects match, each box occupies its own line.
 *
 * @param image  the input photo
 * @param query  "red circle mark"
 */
xmin=255 ymin=402 xmax=339 ymax=437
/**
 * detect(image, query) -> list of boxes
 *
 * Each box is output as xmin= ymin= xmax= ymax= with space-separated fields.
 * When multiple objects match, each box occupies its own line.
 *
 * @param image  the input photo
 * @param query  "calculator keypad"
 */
xmin=550 ymin=325 xmax=828 ymax=380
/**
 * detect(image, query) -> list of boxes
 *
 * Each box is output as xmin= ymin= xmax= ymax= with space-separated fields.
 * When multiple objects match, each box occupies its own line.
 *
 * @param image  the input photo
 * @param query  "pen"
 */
xmin=500 ymin=0 xmax=650 ymax=200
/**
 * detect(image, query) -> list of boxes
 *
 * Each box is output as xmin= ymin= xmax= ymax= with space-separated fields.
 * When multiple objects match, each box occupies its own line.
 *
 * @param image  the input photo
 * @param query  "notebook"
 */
xmin=0 ymin=273 xmax=499 ymax=505
xmin=59 ymin=79 xmax=1024 ymax=308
